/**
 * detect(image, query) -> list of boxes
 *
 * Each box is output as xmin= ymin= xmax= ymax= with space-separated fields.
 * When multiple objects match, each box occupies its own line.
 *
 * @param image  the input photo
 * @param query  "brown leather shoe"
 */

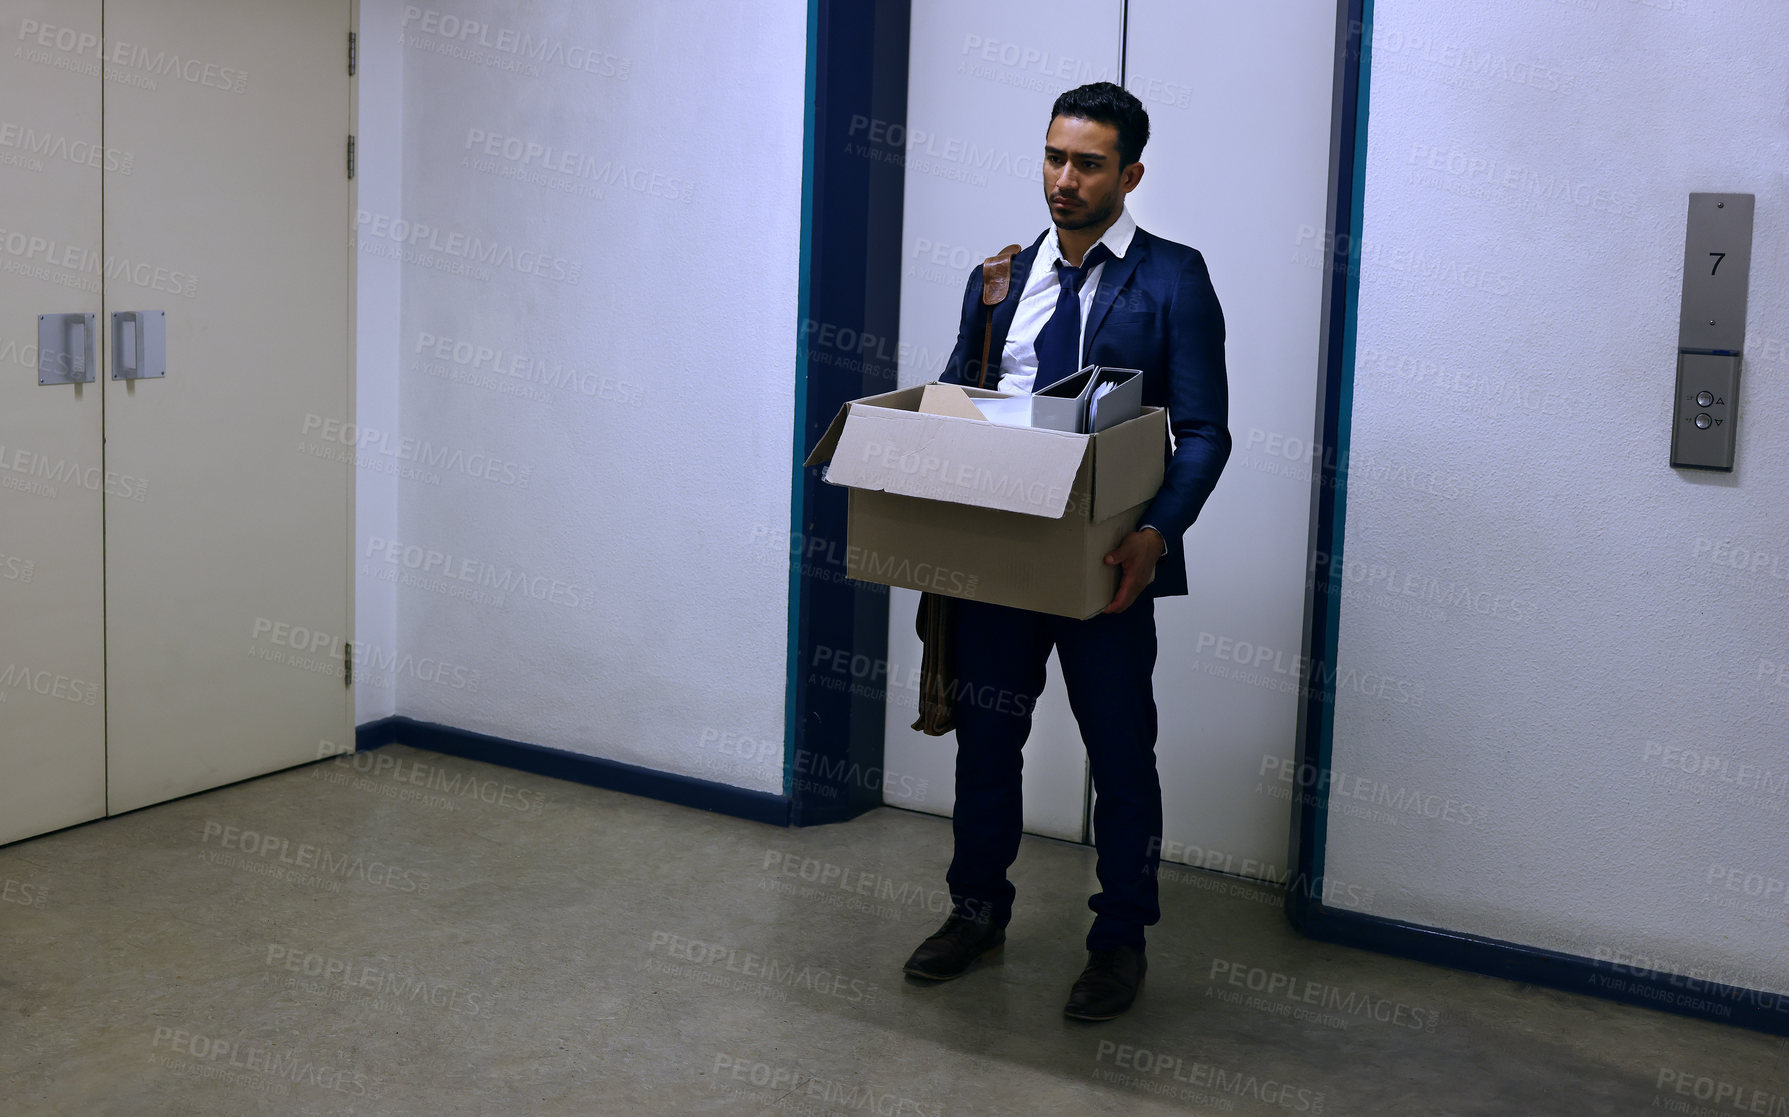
xmin=902 ymin=914 xmax=1006 ymax=980
xmin=1063 ymin=946 xmax=1146 ymax=1020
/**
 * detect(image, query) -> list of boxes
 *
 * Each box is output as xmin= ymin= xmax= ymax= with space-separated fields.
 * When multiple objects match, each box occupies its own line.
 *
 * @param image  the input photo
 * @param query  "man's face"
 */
xmin=1042 ymin=115 xmax=1142 ymax=232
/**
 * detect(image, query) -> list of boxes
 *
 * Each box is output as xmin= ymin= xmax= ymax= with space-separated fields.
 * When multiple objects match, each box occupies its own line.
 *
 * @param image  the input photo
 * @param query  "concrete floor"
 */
xmin=2 ymin=744 xmax=1783 ymax=1116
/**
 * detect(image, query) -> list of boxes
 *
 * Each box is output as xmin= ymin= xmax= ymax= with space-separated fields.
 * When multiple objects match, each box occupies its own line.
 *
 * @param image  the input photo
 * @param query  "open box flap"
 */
xmin=918 ymin=382 xmax=991 ymax=420
xmin=802 ymin=385 xmax=928 ymax=468
xmin=804 ymin=383 xmax=1009 ymax=467
xmin=823 ymin=407 xmax=1088 ymax=519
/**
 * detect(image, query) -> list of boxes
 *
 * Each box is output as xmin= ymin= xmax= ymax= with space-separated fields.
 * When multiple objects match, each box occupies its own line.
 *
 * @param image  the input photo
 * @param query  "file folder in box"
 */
xmin=1033 ymin=366 xmax=1143 ymax=433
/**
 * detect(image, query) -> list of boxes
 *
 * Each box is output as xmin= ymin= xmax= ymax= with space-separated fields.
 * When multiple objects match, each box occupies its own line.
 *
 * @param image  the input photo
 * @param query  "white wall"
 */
xmin=356 ymin=0 xmax=806 ymax=794
xmin=1328 ymin=0 xmax=1789 ymax=993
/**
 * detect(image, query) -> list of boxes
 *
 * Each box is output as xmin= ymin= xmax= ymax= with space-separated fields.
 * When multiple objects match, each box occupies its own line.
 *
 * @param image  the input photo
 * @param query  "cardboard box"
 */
xmin=803 ymin=382 xmax=1167 ymax=619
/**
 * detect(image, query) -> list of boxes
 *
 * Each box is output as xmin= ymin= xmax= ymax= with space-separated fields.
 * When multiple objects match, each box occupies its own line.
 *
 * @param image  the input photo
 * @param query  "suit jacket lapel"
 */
xmin=1083 ymin=226 xmax=1148 ymax=352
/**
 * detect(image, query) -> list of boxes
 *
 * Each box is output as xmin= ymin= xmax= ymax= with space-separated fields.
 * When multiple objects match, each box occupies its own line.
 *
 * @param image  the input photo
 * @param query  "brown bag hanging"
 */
xmin=911 ymin=242 xmax=1022 ymax=736
xmin=976 ymin=243 xmax=1022 ymax=390
xmin=909 ymin=590 xmax=957 ymax=735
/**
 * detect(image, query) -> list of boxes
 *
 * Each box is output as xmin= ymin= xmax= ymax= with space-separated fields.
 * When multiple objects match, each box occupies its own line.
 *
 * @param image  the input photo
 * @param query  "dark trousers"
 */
xmin=945 ymin=594 xmax=1162 ymax=952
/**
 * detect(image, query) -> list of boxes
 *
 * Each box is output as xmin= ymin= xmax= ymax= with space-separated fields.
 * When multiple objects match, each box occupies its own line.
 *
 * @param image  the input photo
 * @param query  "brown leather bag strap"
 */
xmin=977 ymin=243 xmax=1023 ymax=390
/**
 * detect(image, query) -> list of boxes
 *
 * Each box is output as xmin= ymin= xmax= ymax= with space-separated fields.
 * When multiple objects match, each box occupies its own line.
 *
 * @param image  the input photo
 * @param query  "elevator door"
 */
xmin=1118 ymin=0 xmax=1335 ymax=881
xmin=883 ymin=0 xmax=1125 ymax=841
xmin=886 ymin=0 xmax=1336 ymax=882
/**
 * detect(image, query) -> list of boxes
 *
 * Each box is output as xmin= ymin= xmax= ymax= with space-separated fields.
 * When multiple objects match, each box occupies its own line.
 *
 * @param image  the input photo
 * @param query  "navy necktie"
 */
xmin=1033 ymin=242 xmax=1112 ymax=388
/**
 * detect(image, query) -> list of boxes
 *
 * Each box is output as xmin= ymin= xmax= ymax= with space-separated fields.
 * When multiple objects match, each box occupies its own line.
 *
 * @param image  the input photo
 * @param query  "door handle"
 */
xmin=36 ymin=312 xmax=97 ymax=385
xmin=116 ymin=311 xmax=138 ymax=378
xmin=110 ymin=310 xmax=166 ymax=380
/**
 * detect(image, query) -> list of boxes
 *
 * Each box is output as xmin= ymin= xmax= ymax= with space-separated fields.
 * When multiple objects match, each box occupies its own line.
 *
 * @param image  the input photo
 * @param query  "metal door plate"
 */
xmin=36 ymin=312 xmax=97 ymax=385
xmin=111 ymin=310 xmax=167 ymax=380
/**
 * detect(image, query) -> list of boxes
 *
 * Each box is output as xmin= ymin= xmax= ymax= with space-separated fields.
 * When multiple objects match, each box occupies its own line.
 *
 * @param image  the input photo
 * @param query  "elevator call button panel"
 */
xmin=1672 ymin=193 xmax=1753 ymax=471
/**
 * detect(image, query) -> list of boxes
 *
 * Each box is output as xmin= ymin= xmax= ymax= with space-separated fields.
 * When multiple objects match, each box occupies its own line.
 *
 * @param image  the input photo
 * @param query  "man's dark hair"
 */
xmin=1050 ymin=82 xmax=1150 ymax=167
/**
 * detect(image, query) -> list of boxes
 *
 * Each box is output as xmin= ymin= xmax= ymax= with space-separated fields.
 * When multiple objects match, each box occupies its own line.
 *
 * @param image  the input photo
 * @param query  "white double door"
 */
xmin=887 ymin=0 xmax=1336 ymax=873
xmin=0 ymin=0 xmax=353 ymax=845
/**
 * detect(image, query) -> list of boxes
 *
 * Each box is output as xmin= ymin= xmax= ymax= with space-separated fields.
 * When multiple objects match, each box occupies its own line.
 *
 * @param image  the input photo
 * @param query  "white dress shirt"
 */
xmin=998 ymin=206 xmax=1137 ymax=395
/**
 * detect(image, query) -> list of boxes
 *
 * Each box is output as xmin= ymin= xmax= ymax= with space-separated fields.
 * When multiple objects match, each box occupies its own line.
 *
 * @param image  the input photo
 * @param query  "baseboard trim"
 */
xmin=1295 ymin=899 xmax=1789 ymax=1037
xmin=354 ymin=716 xmax=791 ymax=827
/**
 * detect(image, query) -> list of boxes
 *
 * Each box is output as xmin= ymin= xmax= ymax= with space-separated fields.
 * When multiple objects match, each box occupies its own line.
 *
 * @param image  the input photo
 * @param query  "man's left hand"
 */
xmin=1102 ymin=528 xmax=1164 ymax=614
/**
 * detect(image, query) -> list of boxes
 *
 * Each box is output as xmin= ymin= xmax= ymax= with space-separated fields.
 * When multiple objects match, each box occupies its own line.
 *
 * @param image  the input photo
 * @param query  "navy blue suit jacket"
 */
xmin=938 ymin=225 xmax=1231 ymax=599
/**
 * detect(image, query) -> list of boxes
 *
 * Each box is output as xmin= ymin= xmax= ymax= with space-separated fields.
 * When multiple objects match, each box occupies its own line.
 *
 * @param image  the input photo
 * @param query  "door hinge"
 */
xmin=347 ymin=135 xmax=356 ymax=180
xmin=348 ymin=31 xmax=357 ymax=76
xmin=344 ymin=645 xmax=353 ymax=688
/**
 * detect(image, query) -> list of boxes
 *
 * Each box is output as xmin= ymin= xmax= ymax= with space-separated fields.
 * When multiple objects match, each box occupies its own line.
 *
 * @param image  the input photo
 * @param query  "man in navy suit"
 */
xmin=901 ymin=82 xmax=1230 ymax=1020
